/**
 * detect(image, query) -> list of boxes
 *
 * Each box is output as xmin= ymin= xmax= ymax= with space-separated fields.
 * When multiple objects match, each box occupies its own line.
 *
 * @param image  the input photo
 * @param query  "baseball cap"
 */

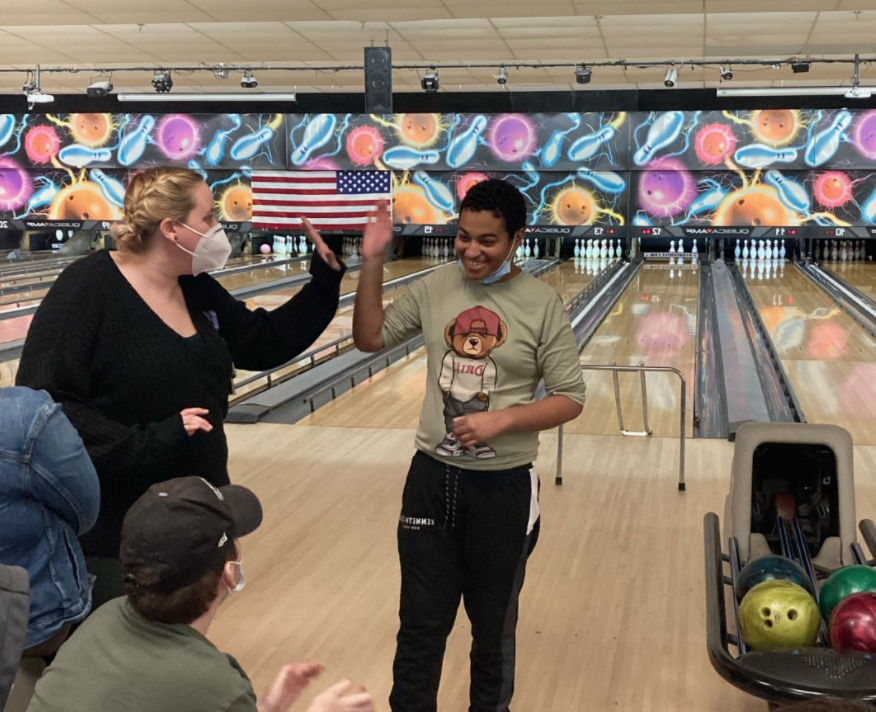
xmin=121 ymin=477 xmax=263 ymax=593
xmin=455 ymin=306 xmax=501 ymax=337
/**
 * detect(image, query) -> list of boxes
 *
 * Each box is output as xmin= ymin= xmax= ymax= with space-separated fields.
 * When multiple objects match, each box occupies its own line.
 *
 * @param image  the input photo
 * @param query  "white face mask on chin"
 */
xmin=176 ymin=222 xmax=232 ymax=275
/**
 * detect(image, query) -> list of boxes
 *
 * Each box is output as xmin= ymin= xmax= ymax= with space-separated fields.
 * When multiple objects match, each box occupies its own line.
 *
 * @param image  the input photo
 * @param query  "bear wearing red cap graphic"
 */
xmin=436 ymin=305 xmax=508 ymax=459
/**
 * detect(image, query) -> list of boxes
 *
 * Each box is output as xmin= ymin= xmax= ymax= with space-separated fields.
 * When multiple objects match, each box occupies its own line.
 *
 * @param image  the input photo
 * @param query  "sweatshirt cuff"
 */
xmin=309 ymin=251 xmax=347 ymax=287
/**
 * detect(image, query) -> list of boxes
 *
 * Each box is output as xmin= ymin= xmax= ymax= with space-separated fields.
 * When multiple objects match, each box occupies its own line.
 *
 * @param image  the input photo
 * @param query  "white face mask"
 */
xmin=176 ymin=222 xmax=231 ymax=275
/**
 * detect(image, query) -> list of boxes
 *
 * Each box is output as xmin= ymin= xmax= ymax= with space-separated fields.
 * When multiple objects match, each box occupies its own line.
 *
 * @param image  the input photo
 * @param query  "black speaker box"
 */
xmin=364 ymin=46 xmax=392 ymax=113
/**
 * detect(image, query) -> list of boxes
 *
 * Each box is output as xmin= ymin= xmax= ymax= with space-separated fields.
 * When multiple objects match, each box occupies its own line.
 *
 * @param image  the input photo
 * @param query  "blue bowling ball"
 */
xmin=736 ymin=554 xmax=815 ymax=601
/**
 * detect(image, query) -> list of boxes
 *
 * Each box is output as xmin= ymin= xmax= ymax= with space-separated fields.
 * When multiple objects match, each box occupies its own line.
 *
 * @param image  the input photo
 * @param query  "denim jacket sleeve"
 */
xmin=15 ymin=389 xmax=100 ymax=535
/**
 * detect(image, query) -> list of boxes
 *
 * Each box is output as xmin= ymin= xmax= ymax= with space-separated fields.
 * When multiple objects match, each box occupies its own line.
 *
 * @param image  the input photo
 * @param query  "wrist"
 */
xmin=495 ymin=408 xmax=515 ymax=434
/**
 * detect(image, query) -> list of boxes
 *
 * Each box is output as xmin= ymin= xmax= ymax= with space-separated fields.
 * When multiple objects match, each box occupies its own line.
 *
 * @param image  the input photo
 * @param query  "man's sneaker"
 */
xmin=466 ymin=443 xmax=496 ymax=459
xmin=435 ymin=435 xmax=463 ymax=457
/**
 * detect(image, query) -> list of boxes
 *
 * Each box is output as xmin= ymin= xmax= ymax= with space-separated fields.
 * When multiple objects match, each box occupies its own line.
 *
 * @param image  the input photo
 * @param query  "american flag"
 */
xmin=251 ymin=170 xmax=392 ymax=231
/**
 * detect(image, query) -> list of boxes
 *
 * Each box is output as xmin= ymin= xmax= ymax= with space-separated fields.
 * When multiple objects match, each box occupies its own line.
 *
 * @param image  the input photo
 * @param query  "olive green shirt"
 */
xmin=381 ymin=264 xmax=586 ymax=470
xmin=27 ymin=598 xmax=257 ymax=712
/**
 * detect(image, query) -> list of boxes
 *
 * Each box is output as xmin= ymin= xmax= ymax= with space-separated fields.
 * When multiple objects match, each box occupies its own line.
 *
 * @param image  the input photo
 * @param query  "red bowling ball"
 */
xmin=829 ymin=591 xmax=876 ymax=653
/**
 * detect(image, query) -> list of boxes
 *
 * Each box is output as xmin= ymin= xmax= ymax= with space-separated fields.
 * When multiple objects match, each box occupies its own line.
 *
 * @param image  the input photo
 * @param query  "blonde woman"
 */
xmin=16 ymin=167 xmax=343 ymax=609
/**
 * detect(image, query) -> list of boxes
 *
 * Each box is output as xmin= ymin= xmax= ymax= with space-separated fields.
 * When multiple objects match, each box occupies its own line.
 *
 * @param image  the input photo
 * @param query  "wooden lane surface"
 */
xmin=213 ymin=423 xmax=876 ymax=711
xmin=825 ymin=259 xmax=876 ymax=300
xmin=297 ymin=260 xmax=606 ymax=429
xmin=564 ymin=262 xmax=699 ymax=438
xmin=745 ymin=262 xmax=876 ymax=445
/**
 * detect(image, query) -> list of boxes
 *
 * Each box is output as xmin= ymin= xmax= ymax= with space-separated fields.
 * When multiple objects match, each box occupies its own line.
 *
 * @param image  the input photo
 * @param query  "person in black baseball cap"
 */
xmin=27 ymin=477 xmax=374 ymax=712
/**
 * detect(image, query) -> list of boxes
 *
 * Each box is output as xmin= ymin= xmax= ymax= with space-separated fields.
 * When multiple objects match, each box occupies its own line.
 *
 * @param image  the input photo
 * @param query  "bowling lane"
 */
xmin=564 ymin=261 xmax=699 ymax=438
xmin=746 ymin=261 xmax=876 ymax=445
xmin=298 ymin=260 xmax=605 ymax=429
xmin=824 ymin=260 xmax=876 ymax=302
xmin=231 ymin=257 xmax=447 ymax=398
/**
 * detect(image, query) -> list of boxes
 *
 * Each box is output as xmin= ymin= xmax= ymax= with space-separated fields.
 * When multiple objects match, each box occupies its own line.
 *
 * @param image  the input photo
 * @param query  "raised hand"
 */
xmin=301 ymin=217 xmax=341 ymax=271
xmin=361 ymin=202 xmax=393 ymax=261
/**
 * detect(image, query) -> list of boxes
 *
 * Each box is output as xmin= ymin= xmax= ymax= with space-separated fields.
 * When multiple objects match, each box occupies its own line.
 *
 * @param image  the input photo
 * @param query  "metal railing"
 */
xmin=555 ymin=362 xmax=687 ymax=491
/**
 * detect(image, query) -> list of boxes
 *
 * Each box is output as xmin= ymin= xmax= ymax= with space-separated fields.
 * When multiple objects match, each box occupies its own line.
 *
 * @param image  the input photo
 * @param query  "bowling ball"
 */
xmin=637 ymin=160 xmax=695 ymax=217
xmin=853 ymin=110 xmax=876 ymax=159
xmin=221 ymin=186 xmax=253 ymax=222
xmin=753 ymin=110 xmax=797 ymax=145
xmin=829 ymin=591 xmax=876 ymax=653
xmin=739 ymin=579 xmax=821 ymax=651
xmin=73 ymin=113 xmax=110 ymax=146
xmin=714 ymin=187 xmax=792 ymax=227
xmin=819 ymin=565 xmax=876 ymax=621
xmin=49 ymin=184 xmax=116 ymax=222
xmin=489 ymin=115 xmax=536 ymax=162
xmin=553 ymin=188 xmax=595 ymax=225
xmin=260 ymin=244 xmax=271 ymax=255
xmin=392 ymin=188 xmax=438 ymax=224
xmin=695 ymin=123 xmax=737 ymax=165
xmin=399 ymin=114 xmax=438 ymax=148
xmin=25 ymin=126 xmax=60 ymax=165
xmin=346 ymin=126 xmax=384 ymax=165
xmin=157 ymin=115 xmax=200 ymax=160
xmin=736 ymin=555 xmax=815 ymax=601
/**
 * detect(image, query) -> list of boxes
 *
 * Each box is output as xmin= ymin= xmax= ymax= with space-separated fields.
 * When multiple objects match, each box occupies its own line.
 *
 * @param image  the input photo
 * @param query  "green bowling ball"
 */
xmin=819 ymin=565 xmax=876 ymax=621
xmin=739 ymin=579 xmax=821 ymax=651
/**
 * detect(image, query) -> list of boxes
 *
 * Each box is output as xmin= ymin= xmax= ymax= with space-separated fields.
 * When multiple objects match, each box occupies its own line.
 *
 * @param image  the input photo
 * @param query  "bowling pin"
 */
xmin=446 ymin=115 xmax=487 ymax=169
xmin=805 ymin=110 xmax=853 ymax=168
xmin=616 ymin=240 xmax=622 ymax=258
xmin=765 ymin=170 xmax=810 ymax=215
xmin=780 ymin=239 xmax=786 ymax=259
xmin=669 ymin=240 xmax=676 ymax=255
xmin=525 ymin=238 xmax=531 ymax=258
xmin=118 ymin=115 xmax=156 ymax=167
xmin=574 ymin=238 xmax=580 ymax=258
xmin=413 ymin=172 xmax=454 ymax=214
xmin=291 ymin=114 xmax=337 ymax=166
xmin=58 ymin=144 xmax=113 ymax=168
xmin=734 ymin=239 xmax=741 ymax=259
xmin=765 ymin=239 xmax=772 ymax=259
xmin=633 ymin=111 xmax=685 ymax=166
xmin=742 ymin=239 xmax=749 ymax=259
xmin=734 ymin=144 xmax=798 ymax=169
xmin=678 ymin=239 xmax=684 ymax=255
xmin=576 ymin=168 xmax=627 ymax=194
xmin=0 ymin=114 xmax=15 ymax=149
xmin=567 ymin=126 xmax=616 ymax=162
xmin=757 ymin=241 xmax=765 ymax=260
xmin=534 ymin=240 xmax=540 ymax=259
xmin=691 ymin=240 xmax=698 ymax=256
xmin=832 ymin=241 xmax=839 ymax=260
xmin=841 ymin=241 xmax=848 ymax=261
xmin=383 ymin=146 xmax=441 ymax=170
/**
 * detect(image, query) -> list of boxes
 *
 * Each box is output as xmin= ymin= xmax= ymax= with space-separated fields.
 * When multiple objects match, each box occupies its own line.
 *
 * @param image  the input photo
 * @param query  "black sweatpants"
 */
xmin=390 ymin=451 xmax=540 ymax=712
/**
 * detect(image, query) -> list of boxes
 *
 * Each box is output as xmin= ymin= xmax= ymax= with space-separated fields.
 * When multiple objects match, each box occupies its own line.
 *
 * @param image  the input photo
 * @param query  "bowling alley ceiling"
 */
xmin=2 ymin=0 xmax=876 ymax=94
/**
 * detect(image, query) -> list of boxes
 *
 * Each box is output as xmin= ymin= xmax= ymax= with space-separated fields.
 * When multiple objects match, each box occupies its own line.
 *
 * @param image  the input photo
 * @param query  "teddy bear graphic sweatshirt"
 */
xmin=380 ymin=263 xmax=586 ymax=471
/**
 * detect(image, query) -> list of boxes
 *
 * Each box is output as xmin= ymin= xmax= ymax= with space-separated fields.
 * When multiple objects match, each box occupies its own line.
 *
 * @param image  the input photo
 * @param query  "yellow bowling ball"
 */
xmin=738 ymin=579 xmax=821 ymax=651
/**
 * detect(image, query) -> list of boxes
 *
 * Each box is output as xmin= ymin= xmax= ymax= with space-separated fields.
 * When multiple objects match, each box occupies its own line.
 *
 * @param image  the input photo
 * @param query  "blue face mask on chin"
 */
xmin=458 ymin=239 xmax=518 ymax=285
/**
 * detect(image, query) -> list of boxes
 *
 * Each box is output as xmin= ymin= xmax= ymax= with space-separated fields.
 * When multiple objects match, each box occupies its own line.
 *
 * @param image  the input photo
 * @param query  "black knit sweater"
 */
xmin=16 ymin=250 xmax=345 ymax=557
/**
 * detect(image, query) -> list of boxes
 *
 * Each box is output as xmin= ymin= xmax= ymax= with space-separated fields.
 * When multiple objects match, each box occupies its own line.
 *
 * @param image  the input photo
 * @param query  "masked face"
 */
xmin=176 ymin=222 xmax=232 ymax=275
xmin=455 ymin=209 xmax=522 ymax=285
